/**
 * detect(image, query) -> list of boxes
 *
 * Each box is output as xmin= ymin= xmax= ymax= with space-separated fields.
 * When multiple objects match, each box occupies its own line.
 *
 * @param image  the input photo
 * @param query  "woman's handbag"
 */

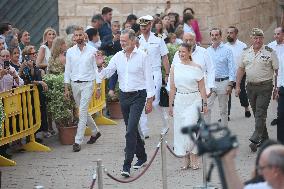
xmin=159 ymin=85 xmax=169 ymax=107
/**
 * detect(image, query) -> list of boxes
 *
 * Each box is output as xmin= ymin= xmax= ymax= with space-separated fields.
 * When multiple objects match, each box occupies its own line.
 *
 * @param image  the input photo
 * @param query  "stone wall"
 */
xmin=58 ymin=0 xmax=279 ymax=44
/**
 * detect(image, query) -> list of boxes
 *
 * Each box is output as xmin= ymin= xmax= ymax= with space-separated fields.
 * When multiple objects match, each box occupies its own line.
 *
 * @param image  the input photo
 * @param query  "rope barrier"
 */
xmin=104 ymin=142 xmax=161 ymax=183
xmin=165 ymin=130 xmax=201 ymax=158
xmin=90 ymin=171 xmax=97 ymax=189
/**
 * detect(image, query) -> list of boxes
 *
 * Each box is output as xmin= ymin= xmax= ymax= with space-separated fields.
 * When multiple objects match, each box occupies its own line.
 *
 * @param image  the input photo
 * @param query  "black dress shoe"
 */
xmin=73 ymin=143 xmax=81 ymax=152
xmin=218 ymin=117 xmax=230 ymax=122
xmin=249 ymin=143 xmax=257 ymax=152
xmin=87 ymin=132 xmax=101 ymax=144
xmin=245 ymin=111 xmax=251 ymax=118
xmin=271 ymin=119 xmax=278 ymax=126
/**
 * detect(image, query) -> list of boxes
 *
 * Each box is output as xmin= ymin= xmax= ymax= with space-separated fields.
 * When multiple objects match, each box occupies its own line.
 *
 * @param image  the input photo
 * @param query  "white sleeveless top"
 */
xmin=40 ymin=44 xmax=51 ymax=66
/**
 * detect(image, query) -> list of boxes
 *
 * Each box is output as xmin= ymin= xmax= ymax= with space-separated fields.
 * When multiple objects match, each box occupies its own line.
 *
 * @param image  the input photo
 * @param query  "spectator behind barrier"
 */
xmin=36 ymin=27 xmax=57 ymax=73
xmin=20 ymin=45 xmax=50 ymax=138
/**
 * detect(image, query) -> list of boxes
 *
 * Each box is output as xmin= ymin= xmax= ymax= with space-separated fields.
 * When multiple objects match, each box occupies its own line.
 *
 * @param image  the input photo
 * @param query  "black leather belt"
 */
xmin=215 ymin=77 xmax=229 ymax=82
xmin=74 ymin=80 xmax=88 ymax=83
xmin=120 ymin=89 xmax=145 ymax=96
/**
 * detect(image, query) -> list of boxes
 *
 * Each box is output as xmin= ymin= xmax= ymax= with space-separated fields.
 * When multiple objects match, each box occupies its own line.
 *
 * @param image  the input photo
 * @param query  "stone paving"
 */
xmin=1 ymin=96 xmax=278 ymax=189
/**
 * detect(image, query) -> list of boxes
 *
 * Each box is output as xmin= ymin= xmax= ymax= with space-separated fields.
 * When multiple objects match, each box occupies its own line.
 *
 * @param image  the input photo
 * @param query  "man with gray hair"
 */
xmin=222 ymin=144 xmax=284 ymax=189
xmin=96 ymin=29 xmax=155 ymax=177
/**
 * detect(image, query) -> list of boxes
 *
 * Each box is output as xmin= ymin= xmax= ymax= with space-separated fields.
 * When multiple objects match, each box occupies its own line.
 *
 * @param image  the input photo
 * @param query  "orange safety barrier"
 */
xmin=0 ymin=85 xmax=50 ymax=166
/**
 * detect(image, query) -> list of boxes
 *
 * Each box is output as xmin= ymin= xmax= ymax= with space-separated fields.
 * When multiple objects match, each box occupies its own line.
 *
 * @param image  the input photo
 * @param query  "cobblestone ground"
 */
xmin=1 ymin=96 xmax=278 ymax=189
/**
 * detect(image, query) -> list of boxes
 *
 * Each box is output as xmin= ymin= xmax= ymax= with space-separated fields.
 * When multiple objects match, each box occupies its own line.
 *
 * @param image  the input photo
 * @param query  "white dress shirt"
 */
xmin=87 ymin=40 xmax=101 ymax=50
xmin=97 ymin=47 xmax=155 ymax=98
xmin=183 ymin=23 xmax=195 ymax=34
xmin=267 ymin=40 xmax=284 ymax=87
xmin=278 ymin=52 xmax=284 ymax=87
xmin=225 ymin=39 xmax=247 ymax=72
xmin=267 ymin=40 xmax=284 ymax=60
xmin=64 ymin=44 xmax=100 ymax=84
xmin=138 ymin=32 xmax=168 ymax=69
xmin=172 ymin=45 xmax=215 ymax=91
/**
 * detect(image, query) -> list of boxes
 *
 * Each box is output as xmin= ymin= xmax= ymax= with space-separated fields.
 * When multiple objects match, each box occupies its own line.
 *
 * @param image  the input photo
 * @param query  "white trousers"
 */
xmin=71 ymin=81 xmax=99 ymax=144
xmin=204 ymin=80 xmax=229 ymax=127
xmin=139 ymin=69 xmax=162 ymax=136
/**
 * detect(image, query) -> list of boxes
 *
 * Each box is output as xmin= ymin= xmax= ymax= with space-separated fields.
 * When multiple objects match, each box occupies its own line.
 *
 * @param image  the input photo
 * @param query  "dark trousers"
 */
xmin=119 ymin=89 xmax=147 ymax=169
xmin=228 ymin=74 xmax=249 ymax=115
xmin=108 ymin=71 xmax=118 ymax=91
xmin=246 ymin=80 xmax=273 ymax=143
xmin=277 ymin=86 xmax=284 ymax=144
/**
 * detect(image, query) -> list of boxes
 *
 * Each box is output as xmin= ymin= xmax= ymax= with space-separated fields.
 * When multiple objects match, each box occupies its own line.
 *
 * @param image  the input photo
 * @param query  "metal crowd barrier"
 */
xmin=0 ymin=85 xmax=51 ymax=166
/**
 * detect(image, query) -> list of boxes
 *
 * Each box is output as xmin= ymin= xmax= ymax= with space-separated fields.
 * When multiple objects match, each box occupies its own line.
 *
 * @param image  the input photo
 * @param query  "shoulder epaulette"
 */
xmin=265 ymin=46 xmax=273 ymax=52
xmin=154 ymin=33 xmax=163 ymax=38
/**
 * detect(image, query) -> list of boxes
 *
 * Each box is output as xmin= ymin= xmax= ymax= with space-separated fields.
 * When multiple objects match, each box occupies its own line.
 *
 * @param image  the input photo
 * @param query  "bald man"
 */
xmin=223 ymin=144 xmax=284 ymax=189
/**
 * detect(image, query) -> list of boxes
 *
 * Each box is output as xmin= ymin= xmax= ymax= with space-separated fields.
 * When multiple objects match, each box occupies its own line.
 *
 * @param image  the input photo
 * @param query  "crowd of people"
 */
xmin=0 ymin=1 xmax=284 ymax=187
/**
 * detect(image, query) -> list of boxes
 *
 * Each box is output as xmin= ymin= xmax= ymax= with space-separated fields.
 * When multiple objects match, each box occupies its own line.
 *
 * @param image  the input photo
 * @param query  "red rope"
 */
xmin=105 ymin=145 xmax=160 ymax=183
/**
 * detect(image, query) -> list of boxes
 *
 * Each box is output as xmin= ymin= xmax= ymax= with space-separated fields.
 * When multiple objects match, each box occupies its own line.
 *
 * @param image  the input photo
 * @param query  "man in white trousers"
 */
xmin=138 ymin=15 xmax=170 ymax=138
xmin=64 ymin=26 xmax=101 ymax=152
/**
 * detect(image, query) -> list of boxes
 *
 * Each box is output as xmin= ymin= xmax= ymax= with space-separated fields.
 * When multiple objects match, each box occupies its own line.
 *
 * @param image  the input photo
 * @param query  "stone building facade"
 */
xmin=58 ymin=0 xmax=283 ymax=44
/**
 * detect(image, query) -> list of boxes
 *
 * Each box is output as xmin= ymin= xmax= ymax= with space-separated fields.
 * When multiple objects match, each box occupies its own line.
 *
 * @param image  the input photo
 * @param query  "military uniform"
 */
xmin=137 ymin=15 xmax=169 ymax=137
xmin=239 ymin=29 xmax=279 ymax=146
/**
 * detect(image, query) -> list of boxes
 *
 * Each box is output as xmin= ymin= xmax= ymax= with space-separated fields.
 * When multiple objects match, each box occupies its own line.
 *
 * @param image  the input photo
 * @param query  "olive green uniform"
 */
xmin=239 ymin=45 xmax=278 ymax=144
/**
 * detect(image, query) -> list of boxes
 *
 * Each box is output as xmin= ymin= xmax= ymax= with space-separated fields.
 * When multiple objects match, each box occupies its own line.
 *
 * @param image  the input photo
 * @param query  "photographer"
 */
xmin=222 ymin=145 xmax=284 ymax=189
xmin=19 ymin=45 xmax=49 ymax=138
xmin=0 ymin=49 xmax=23 ymax=91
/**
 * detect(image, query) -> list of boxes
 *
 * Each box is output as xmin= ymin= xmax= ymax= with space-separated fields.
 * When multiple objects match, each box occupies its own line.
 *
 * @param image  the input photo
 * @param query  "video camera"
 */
xmin=181 ymin=111 xmax=238 ymax=157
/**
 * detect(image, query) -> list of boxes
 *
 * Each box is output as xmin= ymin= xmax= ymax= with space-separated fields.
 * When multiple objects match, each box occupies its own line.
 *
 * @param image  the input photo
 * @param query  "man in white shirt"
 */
xmin=272 ymin=27 xmax=284 ymax=144
xmin=138 ymin=15 xmax=170 ymax=138
xmin=171 ymin=32 xmax=215 ymax=94
xmin=268 ymin=27 xmax=284 ymax=127
xmin=222 ymin=145 xmax=284 ymax=189
xmin=226 ymin=26 xmax=251 ymax=120
xmin=96 ymin=29 xmax=155 ymax=177
xmin=64 ymin=26 xmax=101 ymax=152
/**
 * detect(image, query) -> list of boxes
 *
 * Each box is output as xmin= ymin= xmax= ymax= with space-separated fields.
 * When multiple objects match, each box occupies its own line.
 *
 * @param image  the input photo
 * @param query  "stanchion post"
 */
xmin=160 ymin=134 xmax=168 ymax=189
xmin=97 ymin=159 xmax=103 ymax=189
xmin=202 ymin=155 xmax=207 ymax=188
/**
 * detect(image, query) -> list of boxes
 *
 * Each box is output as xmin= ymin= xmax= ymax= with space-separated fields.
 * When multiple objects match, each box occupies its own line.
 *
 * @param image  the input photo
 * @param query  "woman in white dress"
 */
xmin=168 ymin=43 xmax=208 ymax=170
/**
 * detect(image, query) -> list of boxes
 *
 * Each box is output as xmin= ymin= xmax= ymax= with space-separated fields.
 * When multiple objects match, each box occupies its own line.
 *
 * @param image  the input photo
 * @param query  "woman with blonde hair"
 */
xmin=36 ymin=27 xmax=57 ymax=73
xmin=46 ymin=36 xmax=68 ymax=135
xmin=48 ymin=36 xmax=67 ymax=74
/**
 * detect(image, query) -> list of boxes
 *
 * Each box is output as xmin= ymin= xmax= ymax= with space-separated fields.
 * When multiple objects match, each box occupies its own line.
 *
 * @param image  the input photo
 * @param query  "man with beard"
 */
xmin=96 ymin=29 xmax=155 ymax=177
xmin=138 ymin=15 xmax=170 ymax=139
xmin=171 ymin=32 xmax=215 ymax=95
xmin=267 ymin=27 xmax=284 ymax=126
xmin=64 ymin=26 xmax=101 ymax=152
xmin=236 ymin=28 xmax=279 ymax=152
xmin=206 ymin=28 xmax=235 ymax=128
xmin=226 ymin=26 xmax=251 ymax=120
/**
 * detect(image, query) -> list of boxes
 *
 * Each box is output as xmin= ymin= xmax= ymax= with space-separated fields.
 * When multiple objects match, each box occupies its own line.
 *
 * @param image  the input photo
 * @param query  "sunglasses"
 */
xmin=28 ymin=52 xmax=37 ymax=56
